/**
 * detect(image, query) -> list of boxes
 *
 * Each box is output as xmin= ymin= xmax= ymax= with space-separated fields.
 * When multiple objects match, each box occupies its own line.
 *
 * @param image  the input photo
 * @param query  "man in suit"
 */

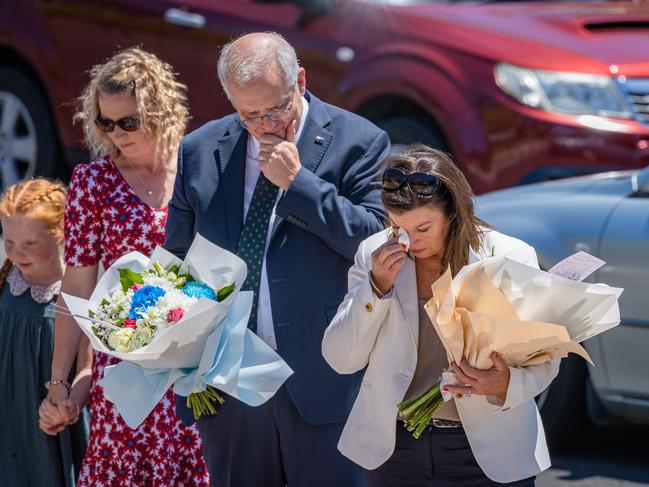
xmin=164 ymin=32 xmax=390 ymax=486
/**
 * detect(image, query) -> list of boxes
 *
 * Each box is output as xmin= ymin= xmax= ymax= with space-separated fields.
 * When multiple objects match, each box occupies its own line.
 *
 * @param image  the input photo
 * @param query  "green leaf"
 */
xmin=216 ymin=282 xmax=236 ymax=302
xmin=100 ymin=298 xmax=110 ymax=307
xmin=91 ymin=325 xmax=99 ymax=336
xmin=118 ymin=268 xmax=143 ymax=292
xmin=88 ymin=310 xmax=95 ymax=318
xmin=491 ymin=245 xmax=495 ymax=257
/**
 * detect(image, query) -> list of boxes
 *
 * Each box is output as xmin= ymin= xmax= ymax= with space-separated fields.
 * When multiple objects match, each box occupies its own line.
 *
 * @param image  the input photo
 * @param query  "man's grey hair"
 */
xmin=217 ymin=33 xmax=299 ymax=99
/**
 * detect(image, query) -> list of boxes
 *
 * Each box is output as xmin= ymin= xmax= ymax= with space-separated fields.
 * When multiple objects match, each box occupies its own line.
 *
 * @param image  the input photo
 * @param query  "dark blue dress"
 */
xmin=0 ymin=281 xmax=86 ymax=486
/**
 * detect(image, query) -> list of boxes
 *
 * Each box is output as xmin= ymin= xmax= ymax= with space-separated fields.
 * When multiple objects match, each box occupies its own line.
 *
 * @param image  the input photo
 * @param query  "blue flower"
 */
xmin=128 ymin=285 xmax=165 ymax=319
xmin=182 ymin=281 xmax=216 ymax=301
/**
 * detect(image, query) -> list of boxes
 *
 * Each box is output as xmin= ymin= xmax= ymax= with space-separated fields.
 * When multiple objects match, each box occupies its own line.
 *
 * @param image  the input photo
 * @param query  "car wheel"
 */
xmin=0 ymin=66 xmax=59 ymax=192
xmin=536 ymin=354 xmax=592 ymax=452
xmin=377 ymin=116 xmax=448 ymax=153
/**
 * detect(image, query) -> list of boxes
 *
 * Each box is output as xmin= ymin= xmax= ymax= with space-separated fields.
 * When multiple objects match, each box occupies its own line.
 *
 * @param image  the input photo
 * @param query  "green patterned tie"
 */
xmin=237 ymin=173 xmax=279 ymax=332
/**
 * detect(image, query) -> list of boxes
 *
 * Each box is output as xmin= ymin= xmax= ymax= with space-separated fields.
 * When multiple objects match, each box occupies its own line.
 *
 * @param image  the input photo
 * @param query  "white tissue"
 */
xmin=397 ymin=227 xmax=410 ymax=253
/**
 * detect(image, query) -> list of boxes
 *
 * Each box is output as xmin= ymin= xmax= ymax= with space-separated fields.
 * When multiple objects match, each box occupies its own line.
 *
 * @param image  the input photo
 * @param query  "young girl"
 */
xmin=0 ymin=178 xmax=88 ymax=486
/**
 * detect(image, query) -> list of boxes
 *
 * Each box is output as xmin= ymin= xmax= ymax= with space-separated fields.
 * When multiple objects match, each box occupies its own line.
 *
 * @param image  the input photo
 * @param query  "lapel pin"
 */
xmin=314 ymin=136 xmax=325 ymax=145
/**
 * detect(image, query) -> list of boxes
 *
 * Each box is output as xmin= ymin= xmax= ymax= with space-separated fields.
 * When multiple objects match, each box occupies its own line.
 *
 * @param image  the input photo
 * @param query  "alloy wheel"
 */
xmin=0 ymin=91 xmax=37 ymax=192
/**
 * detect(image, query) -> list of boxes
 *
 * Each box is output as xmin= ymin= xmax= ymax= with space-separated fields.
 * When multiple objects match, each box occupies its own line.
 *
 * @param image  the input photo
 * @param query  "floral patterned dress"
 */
xmin=64 ymin=156 xmax=209 ymax=486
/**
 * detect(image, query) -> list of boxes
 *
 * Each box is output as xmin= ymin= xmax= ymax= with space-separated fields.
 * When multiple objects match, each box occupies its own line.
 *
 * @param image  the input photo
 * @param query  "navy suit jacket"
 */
xmin=164 ymin=92 xmax=390 ymax=425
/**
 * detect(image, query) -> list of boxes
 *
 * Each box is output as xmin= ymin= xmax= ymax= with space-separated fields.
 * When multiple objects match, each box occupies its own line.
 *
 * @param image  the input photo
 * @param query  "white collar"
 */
xmin=7 ymin=265 xmax=61 ymax=304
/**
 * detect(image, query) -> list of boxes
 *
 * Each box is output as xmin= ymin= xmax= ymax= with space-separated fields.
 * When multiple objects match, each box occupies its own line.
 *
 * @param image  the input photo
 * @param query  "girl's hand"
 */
xmin=38 ymin=398 xmax=69 ymax=435
xmin=370 ymin=237 xmax=407 ymax=295
xmin=444 ymin=352 xmax=511 ymax=401
xmin=59 ymin=398 xmax=81 ymax=425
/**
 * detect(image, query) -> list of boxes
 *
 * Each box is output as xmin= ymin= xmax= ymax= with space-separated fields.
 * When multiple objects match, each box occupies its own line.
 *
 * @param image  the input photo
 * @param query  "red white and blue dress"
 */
xmin=65 ymin=156 xmax=209 ymax=486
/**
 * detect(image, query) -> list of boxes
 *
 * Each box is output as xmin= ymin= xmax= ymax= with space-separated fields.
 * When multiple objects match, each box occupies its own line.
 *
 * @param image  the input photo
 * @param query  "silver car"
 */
xmin=475 ymin=165 xmax=649 ymax=450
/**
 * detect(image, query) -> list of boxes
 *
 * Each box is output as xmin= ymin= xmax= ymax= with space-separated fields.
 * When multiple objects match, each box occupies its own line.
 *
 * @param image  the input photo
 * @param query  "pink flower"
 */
xmin=167 ymin=307 xmax=184 ymax=323
xmin=123 ymin=318 xmax=137 ymax=329
xmin=131 ymin=283 xmax=144 ymax=292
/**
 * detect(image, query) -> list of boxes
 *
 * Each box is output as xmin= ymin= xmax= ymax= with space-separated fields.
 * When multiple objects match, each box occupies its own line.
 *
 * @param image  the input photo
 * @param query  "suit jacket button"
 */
xmin=365 ymin=303 xmax=373 ymax=313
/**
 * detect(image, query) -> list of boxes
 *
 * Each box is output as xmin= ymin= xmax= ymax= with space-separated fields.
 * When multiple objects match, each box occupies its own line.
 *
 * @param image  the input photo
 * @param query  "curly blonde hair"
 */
xmin=75 ymin=47 xmax=190 ymax=161
xmin=0 ymin=178 xmax=67 ymax=288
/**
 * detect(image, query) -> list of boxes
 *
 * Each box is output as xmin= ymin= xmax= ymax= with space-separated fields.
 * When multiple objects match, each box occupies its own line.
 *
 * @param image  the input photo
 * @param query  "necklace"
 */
xmin=122 ymin=157 xmax=162 ymax=196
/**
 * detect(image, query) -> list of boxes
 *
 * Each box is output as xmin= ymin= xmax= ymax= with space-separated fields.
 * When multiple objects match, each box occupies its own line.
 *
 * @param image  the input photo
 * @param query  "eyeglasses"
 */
xmin=382 ymin=168 xmax=444 ymax=196
xmin=237 ymin=90 xmax=295 ymax=129
xmin=95 ymin=115 xmax=140 ymax=133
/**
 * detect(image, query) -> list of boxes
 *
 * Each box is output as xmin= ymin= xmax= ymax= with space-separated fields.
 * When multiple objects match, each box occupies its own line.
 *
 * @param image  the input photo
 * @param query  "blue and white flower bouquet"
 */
xmin=63 ymin=234 xmax=293 ymax=428
xmin=90 ymin=261 xmax=233 ymax=354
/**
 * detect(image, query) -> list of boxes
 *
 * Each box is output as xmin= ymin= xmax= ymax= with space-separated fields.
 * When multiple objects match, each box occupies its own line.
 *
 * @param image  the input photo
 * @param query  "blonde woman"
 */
xmin=38 ymin=47 xmax=209 ymax=485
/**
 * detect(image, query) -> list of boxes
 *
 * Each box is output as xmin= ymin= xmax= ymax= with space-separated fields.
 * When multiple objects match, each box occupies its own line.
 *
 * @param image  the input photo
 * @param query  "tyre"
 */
xmin=0 ymin=66 xmax=59 ymax=192
xmin=377 ymin=116 xmax=448 ymax=153
xmin=536 ymin=354 xmax=592 ymax=452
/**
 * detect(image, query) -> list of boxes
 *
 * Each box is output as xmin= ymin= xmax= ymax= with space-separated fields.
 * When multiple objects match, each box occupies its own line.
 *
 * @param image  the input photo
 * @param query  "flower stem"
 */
xmin=397 ymin=380 xmax=445 ymax=439
xmin=187 ymin=386 xmax=225 ymax=420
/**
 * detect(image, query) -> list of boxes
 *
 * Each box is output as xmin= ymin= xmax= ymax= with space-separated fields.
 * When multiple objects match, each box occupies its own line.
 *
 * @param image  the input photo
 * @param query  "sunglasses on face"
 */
xmin=94 ymin=115 xmax=140 ymax=133
xmin=382 ymin=168 xmax=443 ymax=196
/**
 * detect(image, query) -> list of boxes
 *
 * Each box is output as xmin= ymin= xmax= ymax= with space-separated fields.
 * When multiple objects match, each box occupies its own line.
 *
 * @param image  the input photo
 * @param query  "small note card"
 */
xmin=548 ymin=251 xmax=606 ymax=281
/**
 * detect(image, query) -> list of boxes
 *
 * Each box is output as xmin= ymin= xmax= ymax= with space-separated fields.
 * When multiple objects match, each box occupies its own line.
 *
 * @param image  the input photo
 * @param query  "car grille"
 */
xmin=620 ymin=78 xmax=649 ymax=125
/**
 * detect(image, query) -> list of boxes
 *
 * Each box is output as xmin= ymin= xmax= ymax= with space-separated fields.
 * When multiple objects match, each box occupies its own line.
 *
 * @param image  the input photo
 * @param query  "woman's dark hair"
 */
xmin=381 ymin=144 xmax=489 ymax=275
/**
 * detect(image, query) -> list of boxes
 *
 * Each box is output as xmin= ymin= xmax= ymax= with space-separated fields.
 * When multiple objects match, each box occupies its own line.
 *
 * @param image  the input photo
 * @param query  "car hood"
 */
xmin=404 ymin=1 xmax=649 ymax=74
xmin=476 ymin=169 xmax=635 ymax=205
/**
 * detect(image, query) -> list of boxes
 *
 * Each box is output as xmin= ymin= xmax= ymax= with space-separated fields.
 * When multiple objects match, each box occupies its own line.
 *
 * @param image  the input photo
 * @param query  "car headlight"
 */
xmin=495 ymin=63 xmax=632 ymax=119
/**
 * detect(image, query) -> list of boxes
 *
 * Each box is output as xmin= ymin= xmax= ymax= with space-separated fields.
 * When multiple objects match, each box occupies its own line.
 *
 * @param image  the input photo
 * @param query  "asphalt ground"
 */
xmin=538 ymin=425 xmax=649 ymax=487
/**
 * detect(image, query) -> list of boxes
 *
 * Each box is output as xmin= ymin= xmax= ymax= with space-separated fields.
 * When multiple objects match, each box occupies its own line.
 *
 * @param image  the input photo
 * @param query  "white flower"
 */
xmin=108 ymin=328 xmax=135 ymax=352
xmin=142 ymin=274 xmax=180 ymax=292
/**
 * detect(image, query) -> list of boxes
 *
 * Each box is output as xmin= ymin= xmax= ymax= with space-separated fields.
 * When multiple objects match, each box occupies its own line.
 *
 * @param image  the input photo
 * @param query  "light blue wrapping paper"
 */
xmin=101 ymin=291 xmax=294 ymax=428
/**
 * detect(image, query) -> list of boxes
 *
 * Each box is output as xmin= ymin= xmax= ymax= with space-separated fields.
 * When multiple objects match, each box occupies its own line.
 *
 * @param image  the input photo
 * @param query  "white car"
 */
xmin=476 ymin=165 xmax=649 ymax=450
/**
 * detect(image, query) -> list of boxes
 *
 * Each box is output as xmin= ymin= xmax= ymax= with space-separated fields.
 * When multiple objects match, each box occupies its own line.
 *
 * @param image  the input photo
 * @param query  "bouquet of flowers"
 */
xmin=91 ymin=263 xmax=234 ymax=354
xmin=397 ymin=253 xmax=622 ymax=439
xmin=63 ymin=234 xmax=293 ymax=428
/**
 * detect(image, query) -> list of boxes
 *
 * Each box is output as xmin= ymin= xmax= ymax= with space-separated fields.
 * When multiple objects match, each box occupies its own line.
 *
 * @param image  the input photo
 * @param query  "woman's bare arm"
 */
xmin=48 ymin=265 xmax=99 ymax=405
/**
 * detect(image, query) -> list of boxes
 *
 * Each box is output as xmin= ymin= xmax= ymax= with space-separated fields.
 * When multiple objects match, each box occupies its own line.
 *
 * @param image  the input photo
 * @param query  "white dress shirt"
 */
xmin=243 ymin=96 xmax=309 ymax=349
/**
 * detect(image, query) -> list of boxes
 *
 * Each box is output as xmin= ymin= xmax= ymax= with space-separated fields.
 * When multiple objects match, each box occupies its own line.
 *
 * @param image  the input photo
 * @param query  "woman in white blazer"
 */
xmin=322 ymin=145 xmax=560 ymax=486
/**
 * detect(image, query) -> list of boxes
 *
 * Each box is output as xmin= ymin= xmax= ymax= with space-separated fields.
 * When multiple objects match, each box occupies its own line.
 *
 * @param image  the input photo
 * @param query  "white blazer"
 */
xmin=322 ymin=229 xmax=560 ymax=483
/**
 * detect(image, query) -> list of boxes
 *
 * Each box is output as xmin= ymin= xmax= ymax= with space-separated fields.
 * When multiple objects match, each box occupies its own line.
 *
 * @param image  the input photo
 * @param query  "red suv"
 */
xmin=1 ymin=0 xmax=648 ymax=193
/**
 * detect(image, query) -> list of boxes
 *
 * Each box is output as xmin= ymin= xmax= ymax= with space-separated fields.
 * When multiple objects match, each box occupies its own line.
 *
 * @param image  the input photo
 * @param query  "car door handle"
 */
xmin=164 ymin=8 xmax=206 ymax=29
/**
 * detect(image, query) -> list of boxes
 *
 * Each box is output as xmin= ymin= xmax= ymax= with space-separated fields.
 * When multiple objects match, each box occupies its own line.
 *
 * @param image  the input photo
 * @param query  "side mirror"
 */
xmin=631 ymin=166 xmax=649 ymax=196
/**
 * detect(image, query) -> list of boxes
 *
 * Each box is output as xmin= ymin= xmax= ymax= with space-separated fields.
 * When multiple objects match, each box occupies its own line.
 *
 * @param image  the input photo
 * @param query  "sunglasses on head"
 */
xmin=95 ymin=115 xmax=140 ymax=133
xmin=382 ymin=168 xmax=443 ymax=196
